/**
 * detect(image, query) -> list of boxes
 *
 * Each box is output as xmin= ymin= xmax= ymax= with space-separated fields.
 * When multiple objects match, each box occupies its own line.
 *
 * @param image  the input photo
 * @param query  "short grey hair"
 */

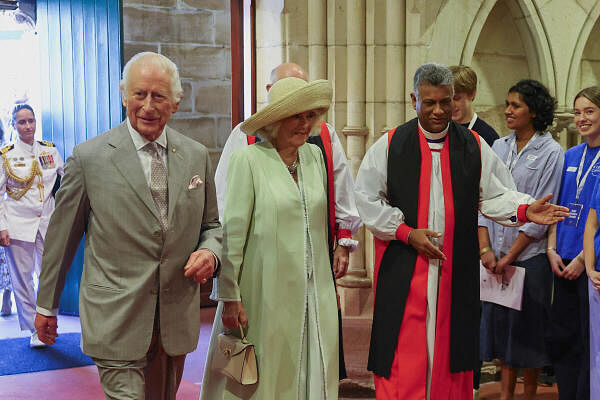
xmin=120 ymin=52 xmax=184 ymax=102
xmin=413 ymin=62 xmax=454 ymax=98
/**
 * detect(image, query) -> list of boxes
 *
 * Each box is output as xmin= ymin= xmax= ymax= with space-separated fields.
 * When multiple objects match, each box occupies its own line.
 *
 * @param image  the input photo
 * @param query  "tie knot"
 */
xmin=145 ymin=142 xmax=161 ymax=156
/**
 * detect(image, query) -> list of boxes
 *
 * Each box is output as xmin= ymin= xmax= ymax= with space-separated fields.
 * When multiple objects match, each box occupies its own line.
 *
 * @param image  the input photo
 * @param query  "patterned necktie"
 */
xmin=147 ymin=142 xmax=168 ymax=230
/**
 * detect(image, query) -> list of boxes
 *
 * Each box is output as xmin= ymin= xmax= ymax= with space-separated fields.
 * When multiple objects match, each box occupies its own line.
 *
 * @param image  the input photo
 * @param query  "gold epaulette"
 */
xmin=38 ymin=140 xmax=55 ymax=147
xmin=0 ymin=144 xmax=13 ymax=155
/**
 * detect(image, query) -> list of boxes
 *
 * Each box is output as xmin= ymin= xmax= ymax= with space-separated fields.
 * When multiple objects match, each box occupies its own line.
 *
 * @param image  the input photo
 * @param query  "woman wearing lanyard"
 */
xmin=547 ymin=86 xmax=600 ymax=400
xmin=479 ymin=79 xmax=563 ymax=400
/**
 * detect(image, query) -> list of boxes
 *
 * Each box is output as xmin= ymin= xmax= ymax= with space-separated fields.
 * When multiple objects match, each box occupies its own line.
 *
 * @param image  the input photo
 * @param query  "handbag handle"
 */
xmin=239 ymin=324 xmax=248 ymax=344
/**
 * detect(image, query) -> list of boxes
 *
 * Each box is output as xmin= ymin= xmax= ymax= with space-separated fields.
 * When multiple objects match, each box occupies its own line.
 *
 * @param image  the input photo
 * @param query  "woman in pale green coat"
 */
xmin=200 ymin=77 xmax=339 ymax=399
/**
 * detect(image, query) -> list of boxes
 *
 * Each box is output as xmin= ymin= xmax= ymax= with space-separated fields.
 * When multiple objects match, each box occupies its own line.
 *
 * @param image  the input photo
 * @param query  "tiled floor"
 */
xmin=0 ymin=300 xmax=558 ymax=399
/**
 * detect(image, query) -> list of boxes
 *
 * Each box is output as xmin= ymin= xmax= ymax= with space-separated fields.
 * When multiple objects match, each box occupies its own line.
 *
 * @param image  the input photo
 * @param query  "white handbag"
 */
xmin=213 ymin=325 xmax=258 ymax=385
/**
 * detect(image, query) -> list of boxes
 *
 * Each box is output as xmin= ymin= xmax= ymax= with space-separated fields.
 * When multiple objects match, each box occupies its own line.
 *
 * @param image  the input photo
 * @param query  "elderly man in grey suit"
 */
xmin=33 ymin=52 xmax=222 ymax=400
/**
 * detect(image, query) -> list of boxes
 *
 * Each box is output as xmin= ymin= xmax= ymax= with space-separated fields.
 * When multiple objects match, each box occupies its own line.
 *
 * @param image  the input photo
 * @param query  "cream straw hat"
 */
xmin=241 ymin=77 xmax=332 ymax=136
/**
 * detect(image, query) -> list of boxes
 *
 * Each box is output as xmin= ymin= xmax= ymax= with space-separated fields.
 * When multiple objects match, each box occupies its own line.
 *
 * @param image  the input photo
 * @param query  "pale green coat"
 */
xmin=201 ymin=141 xmax=339 ymax=399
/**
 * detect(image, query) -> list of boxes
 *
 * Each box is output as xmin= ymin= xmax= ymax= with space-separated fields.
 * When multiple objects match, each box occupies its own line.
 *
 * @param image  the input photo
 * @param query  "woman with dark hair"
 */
xmin=479 ymin=79 xmax=563 ymax=399
xmin=547 ymin=86 xmax=600 ymax=399
xmin=0 ymin=104 xmax=63 ymax=346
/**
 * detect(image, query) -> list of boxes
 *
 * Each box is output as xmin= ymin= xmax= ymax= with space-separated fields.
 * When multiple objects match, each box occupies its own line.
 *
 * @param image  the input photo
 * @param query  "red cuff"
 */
xmin=395 ymin=224 xmax=414 ymax=244
xmin=517 ymin=204 xmax=530 ymax=223
xmin=336 ymin=229 xmax=352 ymax=240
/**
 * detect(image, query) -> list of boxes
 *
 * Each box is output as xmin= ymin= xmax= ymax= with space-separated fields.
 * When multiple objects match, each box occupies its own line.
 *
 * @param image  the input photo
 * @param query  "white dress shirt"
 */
xmin=126 ymin=118 xmax=168 ymax=185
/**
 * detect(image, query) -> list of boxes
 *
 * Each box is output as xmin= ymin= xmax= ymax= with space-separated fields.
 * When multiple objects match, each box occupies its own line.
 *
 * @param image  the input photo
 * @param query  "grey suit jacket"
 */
xmin=37 ymin=122 xmax=222 ymax=360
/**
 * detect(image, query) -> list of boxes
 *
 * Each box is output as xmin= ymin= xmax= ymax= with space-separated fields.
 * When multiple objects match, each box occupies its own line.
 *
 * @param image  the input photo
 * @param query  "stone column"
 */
xmin=386 ymin=0 xmax=405 ymax=128
xmin=551 ymin=110 xmax=578 ymax=150
xmin=338 ymin=0 xmax=371 ymax=317
xmin=307 ymin=0 xmax=327 ymax=79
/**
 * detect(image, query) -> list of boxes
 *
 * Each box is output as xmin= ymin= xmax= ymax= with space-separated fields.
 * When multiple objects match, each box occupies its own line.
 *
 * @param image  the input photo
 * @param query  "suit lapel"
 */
xmin=108 ymin=124 xmax=162 ymax=222
xmin=166 ymin=128 xmax=187 ymax=225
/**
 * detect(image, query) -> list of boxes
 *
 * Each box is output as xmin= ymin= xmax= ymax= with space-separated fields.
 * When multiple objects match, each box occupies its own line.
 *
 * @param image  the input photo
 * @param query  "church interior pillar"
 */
xmin=307 ymin=0 xmax=327 ymax=79
xmin=338 ymin=0 xmax=371 ymax=317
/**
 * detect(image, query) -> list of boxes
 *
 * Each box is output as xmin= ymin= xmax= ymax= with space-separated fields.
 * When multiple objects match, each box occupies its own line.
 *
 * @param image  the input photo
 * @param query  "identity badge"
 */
xmin=564 ymin=203 xmax=584 ymax=227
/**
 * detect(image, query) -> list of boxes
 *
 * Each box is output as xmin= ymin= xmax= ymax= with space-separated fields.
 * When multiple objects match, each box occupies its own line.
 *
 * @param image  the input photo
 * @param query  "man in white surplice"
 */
xmin=354 ymin=62 xmax=568 ymax=400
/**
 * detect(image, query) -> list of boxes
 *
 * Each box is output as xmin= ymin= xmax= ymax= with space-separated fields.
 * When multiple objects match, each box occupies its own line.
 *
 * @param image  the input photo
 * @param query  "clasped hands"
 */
xmin=480 ymin=251 xmax=512 ymax=275
xmin=546 ymin=249 xmax=585 ymax=280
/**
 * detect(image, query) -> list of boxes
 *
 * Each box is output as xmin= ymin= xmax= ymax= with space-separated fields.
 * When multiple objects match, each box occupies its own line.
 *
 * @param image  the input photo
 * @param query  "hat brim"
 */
xmin=241 ymin=80 xmax=332 ymax=136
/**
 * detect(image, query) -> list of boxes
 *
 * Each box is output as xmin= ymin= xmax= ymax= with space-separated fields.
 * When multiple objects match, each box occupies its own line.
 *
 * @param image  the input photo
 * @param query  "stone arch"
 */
xmin=565 ymin=1 xmax=600 ymax=106
xmin=461 ymin=0 xmax=555 ymax=93
xmin=458 ymin=0 xmax=555 ymax=136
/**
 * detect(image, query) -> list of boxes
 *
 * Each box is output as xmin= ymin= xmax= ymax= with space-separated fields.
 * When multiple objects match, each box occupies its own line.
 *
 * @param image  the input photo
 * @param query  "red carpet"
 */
xmin=0 ymin=365 xmax=200 ymax=400
xmin=0 ymin=305 xmax=558 ymax=399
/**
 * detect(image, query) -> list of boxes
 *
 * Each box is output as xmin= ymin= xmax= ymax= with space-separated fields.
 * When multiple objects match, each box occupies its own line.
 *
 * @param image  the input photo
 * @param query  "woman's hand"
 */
xmin=495 ymin=254 xmax=513 ymax=275
xmin=588 ymin=270 xmax=600 ymax=291
xmin=546 ymin=248 xmax=565 ymax=278
xmin=563 ymin=257 xmax=585 ymax=280
xmin=333 ymin=245 xmax=350 ymax=279
xmin=222 ymin=301 xmax=248 ymax=330
xmin=0 ymin=230 xmax=10 ymax=247
xmin=480 ymin=250 xmax=497 ymax=272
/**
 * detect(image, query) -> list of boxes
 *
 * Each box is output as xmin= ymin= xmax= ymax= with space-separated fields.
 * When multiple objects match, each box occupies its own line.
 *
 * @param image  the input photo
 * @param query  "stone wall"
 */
xmin=252 ymin=0 xmax=600 ymax=318
xmin=122 ymin=0 xmax=231 ymax=169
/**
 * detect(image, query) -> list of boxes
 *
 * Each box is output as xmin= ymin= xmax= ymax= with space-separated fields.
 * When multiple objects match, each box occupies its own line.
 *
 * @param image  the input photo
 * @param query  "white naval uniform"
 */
xmin=215 ymin=122 xmax=361 ymax=249
xmin=0 ymin=138 xmax=64 ymax=331
xmin=354 ymin=123 xmax=534 ymax=398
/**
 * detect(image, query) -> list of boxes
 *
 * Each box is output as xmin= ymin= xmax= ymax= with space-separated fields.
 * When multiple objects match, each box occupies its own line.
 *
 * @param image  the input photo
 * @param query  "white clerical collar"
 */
xmin=126 ymin=118 xmax=167 ymax=151
xmin=418 ymin=121 xmax=449 ymax=141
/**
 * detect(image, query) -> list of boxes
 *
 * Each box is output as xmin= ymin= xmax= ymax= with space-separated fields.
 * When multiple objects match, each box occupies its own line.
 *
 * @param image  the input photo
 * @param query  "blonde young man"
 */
xmin=449 ymin=65 xmax=499 ymax=147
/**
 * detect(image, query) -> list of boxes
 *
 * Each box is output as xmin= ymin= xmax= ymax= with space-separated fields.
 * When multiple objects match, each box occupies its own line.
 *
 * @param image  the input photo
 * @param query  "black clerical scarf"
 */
xmin=368 ymin=118 xmax=482 ymax=386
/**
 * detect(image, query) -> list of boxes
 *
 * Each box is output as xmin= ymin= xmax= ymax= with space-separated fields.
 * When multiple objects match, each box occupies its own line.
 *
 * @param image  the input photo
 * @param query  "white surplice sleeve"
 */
xmin=478 ymin=138 xmax=534 ymax=226
xmin=327 ymin=123 xmax=361 ymax=250
xmin=214 ymin=123 xmax=248 ymax=221
xmin=354 ymin=134 xmax=406 ymax=241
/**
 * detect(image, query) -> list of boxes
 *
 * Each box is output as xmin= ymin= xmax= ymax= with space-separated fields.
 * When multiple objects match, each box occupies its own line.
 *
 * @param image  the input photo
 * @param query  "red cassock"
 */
xmin=372 ymin=127 xmax=475 ymax=400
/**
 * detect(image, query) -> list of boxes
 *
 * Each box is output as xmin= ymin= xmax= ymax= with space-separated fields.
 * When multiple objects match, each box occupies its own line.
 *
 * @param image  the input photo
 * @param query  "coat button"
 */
xmin=37 ymin=213 xmax=41 ymax=217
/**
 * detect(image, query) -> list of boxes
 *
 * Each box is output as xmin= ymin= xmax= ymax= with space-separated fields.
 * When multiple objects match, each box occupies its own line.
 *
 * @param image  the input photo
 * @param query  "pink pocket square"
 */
xmin=188 ymin=175 xmax=203 ymax=190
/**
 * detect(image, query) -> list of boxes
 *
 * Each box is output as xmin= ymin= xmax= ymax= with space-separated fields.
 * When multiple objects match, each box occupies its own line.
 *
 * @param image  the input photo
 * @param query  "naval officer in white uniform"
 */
xmin=0 ymin=104 xmax=64 ymax=347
